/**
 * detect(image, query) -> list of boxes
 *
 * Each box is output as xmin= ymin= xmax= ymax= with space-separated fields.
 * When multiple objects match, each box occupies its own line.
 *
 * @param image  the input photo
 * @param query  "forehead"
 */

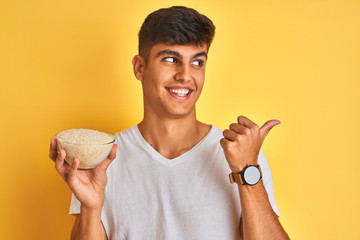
xmin=149 ymin=43 xmax=208 ymax=58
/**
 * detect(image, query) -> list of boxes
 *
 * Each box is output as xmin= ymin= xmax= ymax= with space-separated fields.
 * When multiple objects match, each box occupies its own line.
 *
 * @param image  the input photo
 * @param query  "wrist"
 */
xmin=80 ymin=196 xmax=104 ymax=213
xmin=78 ymin=193 xmax=105 ymax=211
xmin=238 ymin=179 xmax=264 ymax=190
xmin=229 ymin=164 xmax=262 ymax=185
xmin=229 ymin=165 xmax=246 ymax=173
xmin=80 ymin=205 xmax=103 ymax=218
xmin=77 ymin=203 xmax=106 ymax=240
xmin=229 ymin=158 xmax=258 ymax=173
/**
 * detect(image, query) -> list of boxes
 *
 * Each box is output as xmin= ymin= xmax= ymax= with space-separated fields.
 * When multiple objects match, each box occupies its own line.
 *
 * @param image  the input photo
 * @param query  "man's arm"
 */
xmin=238 ymin=180 xmax=289 ymax=240
xmin=70 ymin=208 xmax=107 ymax=240
xmin=70 ymin=214 xmax=80 ymax=239
xmin=220 ymin=116 xmax=289 ymax=239
xmin=49 ymin=138 xmax=117 ymax=240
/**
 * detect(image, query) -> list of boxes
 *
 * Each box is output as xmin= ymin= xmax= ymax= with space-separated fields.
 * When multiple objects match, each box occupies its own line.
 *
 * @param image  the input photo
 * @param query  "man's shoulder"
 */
xmin=199 ymin=124 xmax=224 ymax=149
xmin=114 ymin=125 xmax=138 ymax=137
xmin=209 ymin=124 xmax=223 ymax=133
xmin=113 ymin=125 xmax=140 ymax=147
xmin=208 ymin=124 xmax=224 ymax=139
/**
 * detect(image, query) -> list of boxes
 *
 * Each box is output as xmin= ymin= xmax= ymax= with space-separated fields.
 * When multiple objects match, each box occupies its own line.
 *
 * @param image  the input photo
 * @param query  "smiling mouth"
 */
xmin=165 ymin=87 xmax=193 ymax=97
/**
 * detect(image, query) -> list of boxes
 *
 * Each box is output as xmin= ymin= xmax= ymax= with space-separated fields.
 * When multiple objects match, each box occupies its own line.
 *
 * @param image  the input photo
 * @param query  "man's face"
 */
xmin=137 ymin=43 xmax=208 ymax=119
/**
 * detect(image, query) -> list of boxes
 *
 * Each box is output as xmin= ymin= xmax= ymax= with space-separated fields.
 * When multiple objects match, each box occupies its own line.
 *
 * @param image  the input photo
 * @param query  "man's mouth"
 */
xmin=165 ymin=87 xmax=193 ymax=98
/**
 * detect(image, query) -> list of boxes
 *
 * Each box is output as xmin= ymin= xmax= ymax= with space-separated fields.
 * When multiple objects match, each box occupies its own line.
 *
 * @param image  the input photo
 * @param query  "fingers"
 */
xmin=229 ymin=123 xmax=251 ymax=135
xmin=260 ymin=119 xmax=281 ymax=141
xmin=55 ymin=149 xmax=65 ymax=169
xmin=237 ymin=115 xmax=257 ymax=128
xmin=68 ymin=158 xmax=80 ymax=182
xmin=49 ymin=138 xmax=58 ymax=162
xmin=220 ymin=137 xmax=231 ymax=149
xmin=54 ymin=149 xmax=69 ymax=180
xmin=223 ymin=129 xmax=238 ymax=141
xmin=98 ymin=144 xmax=118 ymax=171
xmin=231 ymin=116 xmax=281 ymax=143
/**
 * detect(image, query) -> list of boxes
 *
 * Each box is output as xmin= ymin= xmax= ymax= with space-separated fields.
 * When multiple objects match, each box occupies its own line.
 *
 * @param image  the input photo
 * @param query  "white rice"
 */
xmin=56 ymin=129 xmax=115 ymax=169
xmin=56 ymin=129 xmax=114 ymax=145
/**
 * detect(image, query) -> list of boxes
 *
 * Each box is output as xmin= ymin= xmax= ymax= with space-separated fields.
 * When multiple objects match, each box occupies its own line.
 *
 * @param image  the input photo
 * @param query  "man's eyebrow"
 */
xmin=155 ymin=50 xmax=208 ymax=59
xmin=155 ymin=50 xmax=181 ymax=58
xmin=192 ymin=52 xmax=208 ymax=59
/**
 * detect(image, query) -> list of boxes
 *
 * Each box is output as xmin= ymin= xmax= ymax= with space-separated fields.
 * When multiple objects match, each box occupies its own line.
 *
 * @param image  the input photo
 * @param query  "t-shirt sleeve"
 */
xmin=69 ymin=193 xmax=81 ymax=215
xmin=258 ymin=148 xmax=280 ymax=217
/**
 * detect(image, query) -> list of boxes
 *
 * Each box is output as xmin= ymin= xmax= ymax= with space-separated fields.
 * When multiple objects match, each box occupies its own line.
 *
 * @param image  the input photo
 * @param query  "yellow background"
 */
xmin=1 ymin=0 xmax=359 ymax=239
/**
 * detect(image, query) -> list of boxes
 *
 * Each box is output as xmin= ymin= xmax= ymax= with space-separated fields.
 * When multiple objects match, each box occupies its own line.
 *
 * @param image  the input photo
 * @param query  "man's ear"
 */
xmin=132 ymin=55 xmax=145 ymax=81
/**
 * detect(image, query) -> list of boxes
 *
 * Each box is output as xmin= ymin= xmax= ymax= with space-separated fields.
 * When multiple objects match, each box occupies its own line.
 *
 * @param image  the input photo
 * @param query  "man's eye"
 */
xmin=191 ymin=60 xmax=203 ymax=67
xmin=164 ymin=57 xmax=177 ymax=63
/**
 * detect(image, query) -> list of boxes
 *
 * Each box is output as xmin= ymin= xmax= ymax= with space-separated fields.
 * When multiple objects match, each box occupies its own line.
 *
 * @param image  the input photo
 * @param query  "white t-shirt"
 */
xmin=69 ymin=125 xmax=280 ymax=240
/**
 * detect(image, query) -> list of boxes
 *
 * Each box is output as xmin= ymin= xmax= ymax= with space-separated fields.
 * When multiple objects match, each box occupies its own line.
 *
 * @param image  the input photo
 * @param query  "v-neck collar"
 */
xmin=132 ymin=124 xmax=214 ymax=167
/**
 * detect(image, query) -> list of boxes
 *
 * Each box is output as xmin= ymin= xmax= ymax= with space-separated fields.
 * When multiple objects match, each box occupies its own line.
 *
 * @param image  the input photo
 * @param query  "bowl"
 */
xmin=55 ymin=129 xmax=115 ymax=169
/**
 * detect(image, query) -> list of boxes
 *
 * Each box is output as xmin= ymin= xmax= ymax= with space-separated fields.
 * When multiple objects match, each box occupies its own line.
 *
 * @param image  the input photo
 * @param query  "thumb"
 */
xmin=260 ymin=119 xmax=281 ymax=143
xmin=98 ymin=144 xmax=118 ymax=171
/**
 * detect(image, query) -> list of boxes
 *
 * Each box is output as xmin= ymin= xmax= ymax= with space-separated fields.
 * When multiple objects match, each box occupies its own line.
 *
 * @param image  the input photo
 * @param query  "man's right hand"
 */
xmin=49 ymin=138 xmax=118 ymax=210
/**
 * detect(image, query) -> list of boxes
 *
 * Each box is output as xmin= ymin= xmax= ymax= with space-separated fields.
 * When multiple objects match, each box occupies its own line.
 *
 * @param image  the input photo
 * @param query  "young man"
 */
xmin=49 ymin=6 xmax=289 ymax=240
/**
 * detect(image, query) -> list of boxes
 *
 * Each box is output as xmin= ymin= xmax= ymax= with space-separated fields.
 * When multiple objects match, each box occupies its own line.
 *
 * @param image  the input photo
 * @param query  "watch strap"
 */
xmin=229 ymin=172 xmax=244 ymax=184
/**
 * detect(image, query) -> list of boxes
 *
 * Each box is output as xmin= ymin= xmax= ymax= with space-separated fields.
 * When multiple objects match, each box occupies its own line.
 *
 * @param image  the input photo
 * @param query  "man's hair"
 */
xmin=138 ymin=6 xmax=216 ymax=64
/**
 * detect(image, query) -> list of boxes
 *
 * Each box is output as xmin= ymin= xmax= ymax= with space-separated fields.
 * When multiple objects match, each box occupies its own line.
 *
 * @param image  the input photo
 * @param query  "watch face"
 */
xmin=244 ymin=166 xmax=261 ymax=185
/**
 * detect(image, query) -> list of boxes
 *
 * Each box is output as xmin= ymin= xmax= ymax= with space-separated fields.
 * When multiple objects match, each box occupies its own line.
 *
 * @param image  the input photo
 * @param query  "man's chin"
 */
xmin=163 ymin=107 xmax=196 ymax=119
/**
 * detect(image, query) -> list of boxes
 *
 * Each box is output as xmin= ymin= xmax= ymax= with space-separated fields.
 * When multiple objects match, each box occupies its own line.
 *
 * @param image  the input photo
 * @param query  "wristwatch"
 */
xmin=229 ymin=165 xmax=262 ymax=185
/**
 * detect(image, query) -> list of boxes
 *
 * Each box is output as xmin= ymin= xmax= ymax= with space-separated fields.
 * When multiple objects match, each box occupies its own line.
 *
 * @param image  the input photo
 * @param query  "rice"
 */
xmin=56 ymin=129 xmax=114 ymax=145
xmin=56 ymin=129 xmax=115 ymax=169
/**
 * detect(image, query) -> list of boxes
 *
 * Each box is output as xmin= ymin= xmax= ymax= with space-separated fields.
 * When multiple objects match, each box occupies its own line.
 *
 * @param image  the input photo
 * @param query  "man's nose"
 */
xmin=175 ymin=64 xmax=191 ymax=82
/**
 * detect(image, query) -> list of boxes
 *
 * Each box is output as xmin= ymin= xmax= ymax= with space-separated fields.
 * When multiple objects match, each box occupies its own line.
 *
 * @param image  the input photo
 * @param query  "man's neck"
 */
xmin=137 ymin=113 xmax=211 ymax=159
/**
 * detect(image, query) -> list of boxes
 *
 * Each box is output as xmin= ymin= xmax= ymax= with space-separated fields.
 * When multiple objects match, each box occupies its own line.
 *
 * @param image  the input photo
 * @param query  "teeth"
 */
xmin=169 ymin=88 xmax=190 ymax=96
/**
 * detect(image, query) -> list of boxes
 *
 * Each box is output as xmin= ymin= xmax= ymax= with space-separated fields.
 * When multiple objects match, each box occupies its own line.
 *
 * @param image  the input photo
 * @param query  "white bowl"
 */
xmin=55 ymin=129 xmax=115 ymax=169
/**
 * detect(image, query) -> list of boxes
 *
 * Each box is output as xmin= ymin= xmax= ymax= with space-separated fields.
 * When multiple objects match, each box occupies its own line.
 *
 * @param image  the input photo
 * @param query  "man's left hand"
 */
xmin=220 ymin=115 xmax=281 ymax=173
